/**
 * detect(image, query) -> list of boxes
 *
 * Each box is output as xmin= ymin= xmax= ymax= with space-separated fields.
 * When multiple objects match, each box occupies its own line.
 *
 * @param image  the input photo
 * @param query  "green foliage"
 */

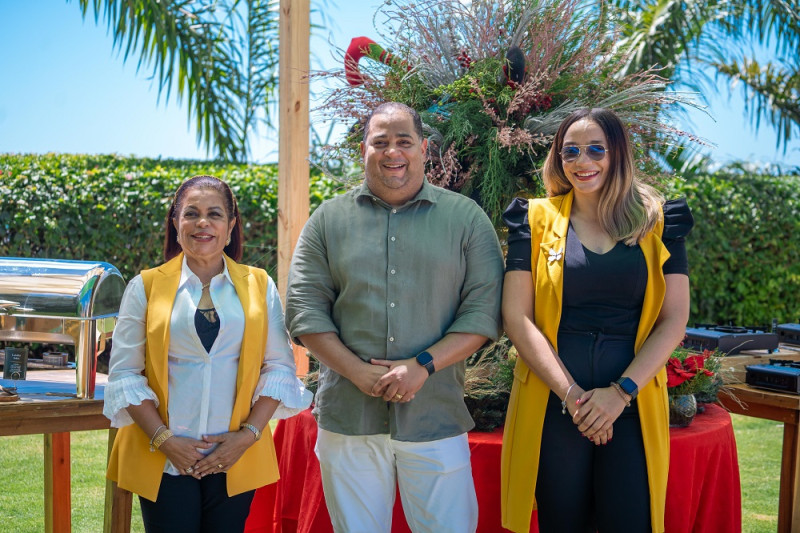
xmin=0 ymin=153 xmax=341 ymax=281
xmin=672 ymin=172 xmax=800 ymax=324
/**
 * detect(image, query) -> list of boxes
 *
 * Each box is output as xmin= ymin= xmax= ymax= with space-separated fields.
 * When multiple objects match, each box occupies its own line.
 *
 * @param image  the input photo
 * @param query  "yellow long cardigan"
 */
xmin=107 ymin=253 xmax=279 ymax=502
xmin=500 ymin=191 xmax=671 ymax=533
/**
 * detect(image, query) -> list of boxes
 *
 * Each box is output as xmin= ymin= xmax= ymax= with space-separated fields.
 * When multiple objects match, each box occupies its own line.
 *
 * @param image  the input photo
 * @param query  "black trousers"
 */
xmin=139 ymin=473 xmax=255 ymax=533
xmin=535 ymin=332 xmax=652 ymax=533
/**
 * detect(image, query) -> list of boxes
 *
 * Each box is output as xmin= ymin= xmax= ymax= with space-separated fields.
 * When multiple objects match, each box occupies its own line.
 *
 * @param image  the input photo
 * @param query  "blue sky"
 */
xmin=1 ymin=0 xmax=798 ymax=168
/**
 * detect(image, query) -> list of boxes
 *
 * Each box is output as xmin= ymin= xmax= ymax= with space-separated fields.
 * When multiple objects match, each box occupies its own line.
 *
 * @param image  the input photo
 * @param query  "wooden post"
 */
xmin=103 ymin=428 xmax=132 ymax=533
xmin=278 ymin=0 xmax=311 ymax=375
xmin=44 ymin=433 xmax=71 ymax=533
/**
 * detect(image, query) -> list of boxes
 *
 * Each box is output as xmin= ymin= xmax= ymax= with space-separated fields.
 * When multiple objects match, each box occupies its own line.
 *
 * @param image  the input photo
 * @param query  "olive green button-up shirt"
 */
xmin=286 ymin=180 xmax=504 ymax=441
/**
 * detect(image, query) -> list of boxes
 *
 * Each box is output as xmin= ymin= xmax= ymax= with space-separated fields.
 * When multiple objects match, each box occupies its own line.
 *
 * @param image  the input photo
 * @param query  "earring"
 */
xmin=226 ymin=237 xmax=231 ymax=246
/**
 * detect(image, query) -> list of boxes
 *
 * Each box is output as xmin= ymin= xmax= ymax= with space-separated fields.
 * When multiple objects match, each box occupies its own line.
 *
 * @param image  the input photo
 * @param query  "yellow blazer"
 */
xmin=107 ymin=253 xmax=279 ymax=501
xmin=500 ymin=191 xmax=671 ymax=533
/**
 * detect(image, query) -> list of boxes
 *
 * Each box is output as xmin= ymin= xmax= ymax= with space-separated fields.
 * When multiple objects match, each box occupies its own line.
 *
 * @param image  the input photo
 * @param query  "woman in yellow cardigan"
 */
xmin=104 ymin=175 xmax=311 ymax=532
xmin=500 ymin=109 xmax=693 ymax=533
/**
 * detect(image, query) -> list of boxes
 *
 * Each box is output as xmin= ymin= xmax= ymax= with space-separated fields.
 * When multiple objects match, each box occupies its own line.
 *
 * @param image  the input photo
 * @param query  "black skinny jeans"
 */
xmin=536 ymin=331 xmax=652 ymax=533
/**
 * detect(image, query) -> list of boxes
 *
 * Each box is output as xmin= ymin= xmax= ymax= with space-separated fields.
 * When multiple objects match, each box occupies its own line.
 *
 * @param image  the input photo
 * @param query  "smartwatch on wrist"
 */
xmin=615 ymin=376 xmax=639 ymax=399
xmin=415 ymin=351 xmax=435 ymax=375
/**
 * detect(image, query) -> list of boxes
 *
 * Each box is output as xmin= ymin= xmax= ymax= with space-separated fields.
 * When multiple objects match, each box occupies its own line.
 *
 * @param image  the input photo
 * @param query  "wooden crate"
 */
xmin=719 ymin=345 xmax=800 ymax=384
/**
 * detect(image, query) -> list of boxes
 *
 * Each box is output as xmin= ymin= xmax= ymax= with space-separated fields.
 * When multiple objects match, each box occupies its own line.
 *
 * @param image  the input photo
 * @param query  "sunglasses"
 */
xmin=559 ymin=144 xmax=607 ymax=162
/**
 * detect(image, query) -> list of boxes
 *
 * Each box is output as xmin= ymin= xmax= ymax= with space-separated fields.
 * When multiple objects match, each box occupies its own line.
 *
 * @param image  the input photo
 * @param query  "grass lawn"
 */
xmin=0 ymin=414 xmax=782 ymax=532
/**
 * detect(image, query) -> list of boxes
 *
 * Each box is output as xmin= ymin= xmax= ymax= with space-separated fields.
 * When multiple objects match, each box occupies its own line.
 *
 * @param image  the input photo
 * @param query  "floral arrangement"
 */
xmin=666 ymin=346 xmax=724 ymax=401
xmin=317 ymin=0 xmax=703 ymax=224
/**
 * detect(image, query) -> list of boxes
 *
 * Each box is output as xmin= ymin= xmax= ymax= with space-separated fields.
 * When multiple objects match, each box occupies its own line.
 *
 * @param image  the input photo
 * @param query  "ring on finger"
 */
xmin=394 ymin=393 xmax=404 ymax=400
xmin=218 ymin=464 xmax=224 ymax=470
xmin=185 ymin=466 xmax=194 ymax=474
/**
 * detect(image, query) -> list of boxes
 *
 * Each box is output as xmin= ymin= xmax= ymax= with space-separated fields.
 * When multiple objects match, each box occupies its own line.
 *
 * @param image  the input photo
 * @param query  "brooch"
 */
xmin=547 ymin=248 xmax=563 ymax=263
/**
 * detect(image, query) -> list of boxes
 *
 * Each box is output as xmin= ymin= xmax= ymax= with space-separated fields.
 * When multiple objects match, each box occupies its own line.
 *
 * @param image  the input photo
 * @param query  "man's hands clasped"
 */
xmin=351 ymin=357 xmax=430 ymax=403
xmin=370 ymin=358 xmax=429 ymax=402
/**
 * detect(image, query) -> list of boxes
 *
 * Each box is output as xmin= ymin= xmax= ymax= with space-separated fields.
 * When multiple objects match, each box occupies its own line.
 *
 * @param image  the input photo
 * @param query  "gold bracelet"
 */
xmin=609 ymin=381 xmax=632 ymax=407
xmin=240 ymin=422 xmax=262 ymax=441
xmin=150 ymin=429 xmax=174 ymax=451
xmin=148 ymin=424 xmax=166 ymax=450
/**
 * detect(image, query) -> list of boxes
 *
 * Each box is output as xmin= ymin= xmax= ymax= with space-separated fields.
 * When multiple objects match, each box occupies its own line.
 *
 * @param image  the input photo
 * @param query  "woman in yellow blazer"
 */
xmin=500 ymin=109 xmax=693 ymax=533
xmin=104 ymin=175 xmax=311 ymax=532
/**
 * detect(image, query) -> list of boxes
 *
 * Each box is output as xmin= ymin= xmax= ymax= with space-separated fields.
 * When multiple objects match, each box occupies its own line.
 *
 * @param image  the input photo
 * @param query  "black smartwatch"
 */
xmin=615 ymin=376 xmax=639 ymax=399
xmin=415 ymin=351 xmax=435 ymax=375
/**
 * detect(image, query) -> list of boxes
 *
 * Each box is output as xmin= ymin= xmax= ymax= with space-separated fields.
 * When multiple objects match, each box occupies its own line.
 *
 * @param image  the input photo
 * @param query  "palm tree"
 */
xmin=610 ymin=0 xmax=800 ymax=152
xmin=72 ymin=0 xmax=280 ymax=162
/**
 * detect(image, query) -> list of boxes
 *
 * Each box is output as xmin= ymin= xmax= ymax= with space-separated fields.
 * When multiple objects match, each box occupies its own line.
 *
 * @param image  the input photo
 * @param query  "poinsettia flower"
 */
xmin=683 ymin=355 xmax=714 ymax=376
xmin=666 ymin=358 xmax=695 ymax=387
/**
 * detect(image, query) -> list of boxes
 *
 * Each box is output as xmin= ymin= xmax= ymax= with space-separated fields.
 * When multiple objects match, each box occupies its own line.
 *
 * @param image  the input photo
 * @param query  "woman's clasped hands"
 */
xmin=569 ymin=385 xmax=628 ymax=446
xmin=160 ymin=428 xmax=258 ymax=479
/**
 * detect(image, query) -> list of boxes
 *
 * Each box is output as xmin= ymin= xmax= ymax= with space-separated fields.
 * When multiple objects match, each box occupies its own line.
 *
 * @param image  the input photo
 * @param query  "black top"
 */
xmin=503 ymin=197 xmax=694 ymax=336
xmin=195 ymin=308 xmax=220 ymax=353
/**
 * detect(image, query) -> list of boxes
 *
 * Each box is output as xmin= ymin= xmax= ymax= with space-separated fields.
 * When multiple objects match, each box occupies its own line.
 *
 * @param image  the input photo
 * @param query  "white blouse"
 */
xmin=103 ymin=256 xmax=312 ymax=475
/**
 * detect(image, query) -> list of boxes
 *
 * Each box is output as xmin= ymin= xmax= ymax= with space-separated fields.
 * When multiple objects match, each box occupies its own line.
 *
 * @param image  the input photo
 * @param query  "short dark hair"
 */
xmin=163 ymin=175 xmax=244 ymax=262
xmin=363 ymin=102 xmax=424 ymax=141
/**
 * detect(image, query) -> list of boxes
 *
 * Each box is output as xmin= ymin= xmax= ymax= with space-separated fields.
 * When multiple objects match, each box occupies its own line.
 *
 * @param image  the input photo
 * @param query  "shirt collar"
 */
xmin=179 ymin=255 xmax=234 ymax=289
xmin=356 ymin=179 xmax=439 ymax=209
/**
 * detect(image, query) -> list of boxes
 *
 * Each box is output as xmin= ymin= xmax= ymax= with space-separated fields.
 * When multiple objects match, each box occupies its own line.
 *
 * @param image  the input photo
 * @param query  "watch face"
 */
xmin=417 ymin=352 xmax=433 ymax=366
xmin=618 ymin=377 xmax=638 ymax=395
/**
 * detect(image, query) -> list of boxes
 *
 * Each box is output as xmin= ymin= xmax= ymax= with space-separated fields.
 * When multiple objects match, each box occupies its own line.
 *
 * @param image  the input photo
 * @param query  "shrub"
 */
xmin=0 ymin=153 xmax=341 ymax=280
xmin=674 ymin=173 xmax=800 ymax=325
xmin=2 ymin=153 xmax=798 ymax=325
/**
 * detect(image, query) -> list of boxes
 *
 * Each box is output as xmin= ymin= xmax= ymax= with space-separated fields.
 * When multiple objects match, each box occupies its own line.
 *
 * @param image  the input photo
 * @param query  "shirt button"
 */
xmin=389 ymin=337 xmax=395 ymax=342
xmin=392 ymin=208 xmax=397 ymax=214
xmin=391 ymin=236 xmax=396 ymax=242
xmin=390 ymin=269 xmax=396 ymax=274
xmin=390 ymin=302 xmax=395 ymax=308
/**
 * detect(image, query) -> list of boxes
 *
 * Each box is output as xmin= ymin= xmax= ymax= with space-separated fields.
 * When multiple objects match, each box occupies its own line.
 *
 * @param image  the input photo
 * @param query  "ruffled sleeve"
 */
xmin=662 ymin=198 xmax=694 ymax=275
xmin=102 ymin=275 xmax=161 ymax=427
xmin=503 ymin=197 xmax=533 ymax=272
xmin=253 ymin=276 xmax=313 ymax=419
xmin=103 ymin=375 xmax=160 ymax=427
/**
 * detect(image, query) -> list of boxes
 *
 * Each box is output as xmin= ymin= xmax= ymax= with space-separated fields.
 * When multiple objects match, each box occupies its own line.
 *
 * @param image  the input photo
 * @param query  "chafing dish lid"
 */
xmin=0 ymin=257 xmax=125 ymax=319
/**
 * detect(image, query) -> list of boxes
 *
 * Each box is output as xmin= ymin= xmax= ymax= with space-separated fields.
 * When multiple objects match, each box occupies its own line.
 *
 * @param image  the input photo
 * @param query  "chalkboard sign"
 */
xmin=3 ymin=347 xmax=28 ymax=380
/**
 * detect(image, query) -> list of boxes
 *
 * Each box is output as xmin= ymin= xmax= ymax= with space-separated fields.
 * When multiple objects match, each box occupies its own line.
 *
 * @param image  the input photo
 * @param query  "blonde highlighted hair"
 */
xmin=542 ymin=108 xmax=663 ymax=245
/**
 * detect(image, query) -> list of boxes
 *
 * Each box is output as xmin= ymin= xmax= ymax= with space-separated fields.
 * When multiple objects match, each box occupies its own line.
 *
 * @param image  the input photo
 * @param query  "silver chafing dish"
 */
xmin=0 ymin=257 xmax=125 ymax=398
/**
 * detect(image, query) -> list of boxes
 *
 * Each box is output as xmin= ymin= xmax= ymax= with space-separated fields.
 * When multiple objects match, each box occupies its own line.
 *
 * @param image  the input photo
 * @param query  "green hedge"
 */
xmin=675 ymin=173 xmax=800 ymax=325
xmin=2 ymin=153 xmax=798 ymax=325
xmin=0 ymin=153 xmax=341 ymax=280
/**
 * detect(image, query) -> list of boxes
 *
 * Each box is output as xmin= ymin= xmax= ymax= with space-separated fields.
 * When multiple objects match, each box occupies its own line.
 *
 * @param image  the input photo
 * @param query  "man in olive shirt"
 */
xmin=286 ymin=102 xmax=503 ymax=533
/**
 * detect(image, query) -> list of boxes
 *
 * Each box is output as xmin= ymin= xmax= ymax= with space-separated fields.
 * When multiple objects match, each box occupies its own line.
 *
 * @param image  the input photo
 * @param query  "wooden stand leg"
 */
xmin=788 ymin=420 xmax=800 ymax=532
xmin=44 ymin=433 xmax=71 ymax=533
xmin=779 ymin=420 xmax=800 ymax=533
xmin=103 ymin=428 xmax=132 ymax=533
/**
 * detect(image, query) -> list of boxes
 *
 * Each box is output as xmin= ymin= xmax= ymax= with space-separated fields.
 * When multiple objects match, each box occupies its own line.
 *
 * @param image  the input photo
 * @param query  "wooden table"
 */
xmin=0 ymin=376 xmax=127 ymax=533
xmin=719 ymin=383 xmax=800 ymax=532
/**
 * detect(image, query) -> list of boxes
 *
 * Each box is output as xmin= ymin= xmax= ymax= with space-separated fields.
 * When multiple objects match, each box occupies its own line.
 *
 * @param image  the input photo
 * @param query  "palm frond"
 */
xmin=714 ymin=57 xmax=800 ymax=150
xmin=72 ymin=0 xmax=281 ymax=162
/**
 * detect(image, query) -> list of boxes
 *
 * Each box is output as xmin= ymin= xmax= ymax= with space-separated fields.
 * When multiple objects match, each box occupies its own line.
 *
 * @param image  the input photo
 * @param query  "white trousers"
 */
xmin=315 ymin=429 xmax=478 ymax=533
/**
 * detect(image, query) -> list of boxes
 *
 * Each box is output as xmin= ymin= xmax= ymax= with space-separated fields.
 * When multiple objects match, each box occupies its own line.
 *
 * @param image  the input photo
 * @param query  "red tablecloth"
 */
xmin=245 ymin=404 xmax=739 ymax=533
xmin=665 ymin=403 xmax=741 ymax=533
